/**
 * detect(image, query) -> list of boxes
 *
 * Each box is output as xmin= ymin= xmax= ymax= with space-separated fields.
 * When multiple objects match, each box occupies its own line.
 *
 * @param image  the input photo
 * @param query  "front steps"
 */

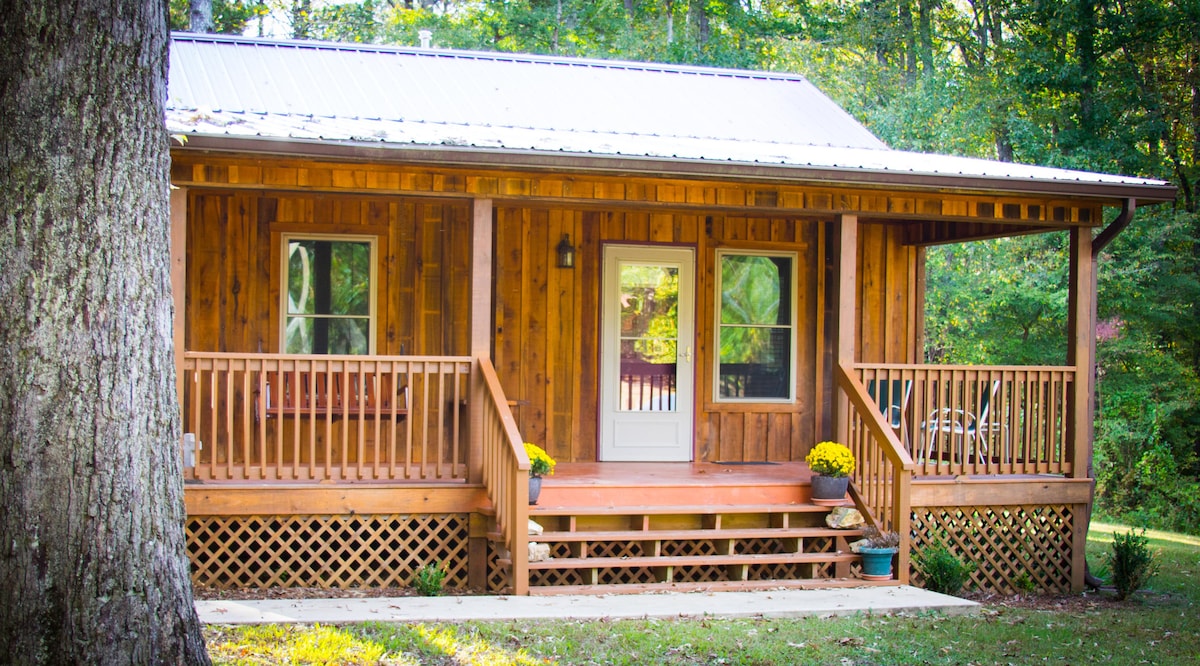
xmin=511 ymin=464 xmax=889 ymax=595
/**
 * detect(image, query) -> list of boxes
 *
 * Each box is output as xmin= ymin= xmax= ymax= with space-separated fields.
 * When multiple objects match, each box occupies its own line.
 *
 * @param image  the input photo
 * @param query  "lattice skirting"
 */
xmin=911 ymin=505 xmax=1076 ymax=594
xmin=523 ymin=535 xmax=844 ymax=588
xmin=187 ymin=514 xmax=470 ymax=590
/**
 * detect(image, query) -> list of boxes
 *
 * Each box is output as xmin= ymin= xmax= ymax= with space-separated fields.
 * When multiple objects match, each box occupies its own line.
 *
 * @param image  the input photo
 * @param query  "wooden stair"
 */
xmin=502 ymin=465 xmax=890 ymax=595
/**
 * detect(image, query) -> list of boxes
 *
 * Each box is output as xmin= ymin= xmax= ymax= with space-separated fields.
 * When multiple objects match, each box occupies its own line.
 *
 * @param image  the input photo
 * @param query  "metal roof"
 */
xmin=166 ymin=33 xmax=1175 ymax=202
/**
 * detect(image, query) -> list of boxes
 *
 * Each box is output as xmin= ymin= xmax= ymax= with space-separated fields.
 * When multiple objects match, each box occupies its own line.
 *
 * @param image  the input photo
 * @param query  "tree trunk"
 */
xmin=190 ymin=0 xmax=214 ymax=32
xmin=0 ymin=2 xmax=210 ymax=664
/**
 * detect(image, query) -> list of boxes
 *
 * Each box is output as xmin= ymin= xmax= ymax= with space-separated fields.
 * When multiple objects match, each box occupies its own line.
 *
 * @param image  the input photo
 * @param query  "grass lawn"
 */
xmin=204 ymin=523 xmax=1200 ymax=665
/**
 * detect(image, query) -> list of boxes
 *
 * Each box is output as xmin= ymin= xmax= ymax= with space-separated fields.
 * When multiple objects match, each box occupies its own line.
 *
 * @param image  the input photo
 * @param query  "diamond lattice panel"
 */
xmin=188 ymin=514 xmax=468 ymax=590
xmin=910 ymin=505 xmax=1075 ymax=593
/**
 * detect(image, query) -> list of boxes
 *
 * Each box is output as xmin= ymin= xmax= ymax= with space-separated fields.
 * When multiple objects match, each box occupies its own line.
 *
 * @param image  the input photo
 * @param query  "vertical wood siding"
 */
xmin=187 ymin=189 xmax=917 ymax=466
xmin=492 ymin=209 xmax=913 ymax=464
xmin=186 ymin=190 xmax=472 ymax=357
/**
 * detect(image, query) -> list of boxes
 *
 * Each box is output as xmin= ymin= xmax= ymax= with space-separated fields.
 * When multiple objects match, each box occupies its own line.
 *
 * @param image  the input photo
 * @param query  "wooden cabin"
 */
xmin=167 ymin=33 xmax=1177 ymax=595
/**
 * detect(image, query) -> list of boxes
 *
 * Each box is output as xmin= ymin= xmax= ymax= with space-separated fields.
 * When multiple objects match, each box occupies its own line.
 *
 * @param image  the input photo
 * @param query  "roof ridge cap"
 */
xmin=168 ymin=31 xmax=810 ymax=83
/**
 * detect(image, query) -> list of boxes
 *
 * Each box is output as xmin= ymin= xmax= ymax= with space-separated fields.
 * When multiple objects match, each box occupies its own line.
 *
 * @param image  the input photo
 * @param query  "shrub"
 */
xmin=914 ymin=539 xmax=975 ymax=595
xmin=413 ymin=562 xmax=447 ymax=596
xmin=1106 ymin=529 xmax=1159 ymax=601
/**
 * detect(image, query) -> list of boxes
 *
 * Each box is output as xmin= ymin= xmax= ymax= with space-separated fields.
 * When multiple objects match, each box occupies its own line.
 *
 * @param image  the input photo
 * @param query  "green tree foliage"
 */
xmin=169 ymin=0 xmax=265 ymax=33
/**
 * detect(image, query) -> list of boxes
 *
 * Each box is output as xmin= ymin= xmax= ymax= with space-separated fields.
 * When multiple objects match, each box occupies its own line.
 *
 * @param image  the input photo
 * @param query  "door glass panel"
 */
xmin=618 ymin=263 xmax=678 ymax=412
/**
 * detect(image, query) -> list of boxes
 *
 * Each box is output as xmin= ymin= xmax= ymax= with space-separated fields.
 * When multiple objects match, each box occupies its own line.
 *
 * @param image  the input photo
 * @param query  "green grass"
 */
xmin=204 ymin=522 xmax=1200 ymax=665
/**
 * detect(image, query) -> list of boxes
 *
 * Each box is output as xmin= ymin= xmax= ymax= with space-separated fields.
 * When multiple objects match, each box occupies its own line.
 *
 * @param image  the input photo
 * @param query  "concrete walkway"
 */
xmin=196 ymin=586 xmax=977 ymax=625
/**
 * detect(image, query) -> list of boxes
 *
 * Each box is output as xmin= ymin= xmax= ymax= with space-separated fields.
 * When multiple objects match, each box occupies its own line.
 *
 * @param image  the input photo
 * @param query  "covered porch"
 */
xmin=180 ymin=349 xmax=1093 ymax=595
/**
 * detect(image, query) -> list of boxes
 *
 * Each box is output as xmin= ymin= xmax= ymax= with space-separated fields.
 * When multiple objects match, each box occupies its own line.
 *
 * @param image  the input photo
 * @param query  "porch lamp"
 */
xmin=556 ymin=233 xmax=576 ymax=269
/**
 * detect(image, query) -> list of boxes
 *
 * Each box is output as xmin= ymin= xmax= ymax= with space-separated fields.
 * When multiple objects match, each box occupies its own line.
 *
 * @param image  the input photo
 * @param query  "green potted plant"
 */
xmin=524 ymin=442 xmax=556 ymax=505
xmin=805 ymin=441 xmax=855 ymax=505
xmin=855 ymin=525 xmax=901 ymax=580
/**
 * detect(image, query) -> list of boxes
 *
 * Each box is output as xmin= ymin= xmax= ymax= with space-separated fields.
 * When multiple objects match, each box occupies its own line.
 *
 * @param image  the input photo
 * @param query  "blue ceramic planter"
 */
xmin=859 ymin=546 xmax=897 ymax=579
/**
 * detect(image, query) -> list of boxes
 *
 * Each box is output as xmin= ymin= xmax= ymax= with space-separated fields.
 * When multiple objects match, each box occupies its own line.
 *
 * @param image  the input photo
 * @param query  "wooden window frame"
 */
xmin=713 ymin=248 xmax=798 ymax=404
xmin=280 ymin=233 xmax=379 ymax=355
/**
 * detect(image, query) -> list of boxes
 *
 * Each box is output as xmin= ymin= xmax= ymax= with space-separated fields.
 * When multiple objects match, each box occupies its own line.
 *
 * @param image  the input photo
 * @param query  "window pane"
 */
xmin=330 ymin=242 xmax=371 ymax=316
xmin=720 ymin=255 xmax=788 ymax=326
xmin=287 ymin=241 xmax=317 ymax=316
xmin=284 ymin=316 xmax=313 ymax=354
xmin=287 ymin=240 xmax=371 ymax=316
xmin=717 ymin=253 xmax=793 ymax=401
xmin=327 ymin=318 xmax=370 ymax=355
xmin=718 ymin=328 xmax=791 ymax=398
xmin=619 ymin=264 xmax=678 ymax=339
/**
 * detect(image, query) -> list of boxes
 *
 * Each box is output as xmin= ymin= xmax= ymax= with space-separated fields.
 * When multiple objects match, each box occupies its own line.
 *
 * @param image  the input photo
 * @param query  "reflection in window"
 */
xmin=717 ymin=252 xmax=794 ymax=400
xmin=619 ymin=264 xmax=678 ymax=412
xmin=284 ymin=237 xmax=374 ymax=354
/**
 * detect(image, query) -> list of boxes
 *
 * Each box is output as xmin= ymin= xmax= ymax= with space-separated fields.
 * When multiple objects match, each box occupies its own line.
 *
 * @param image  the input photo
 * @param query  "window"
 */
xmin=281 ymin=235 xmax=376 ymax=354
xmin=715 ymin=251 xmax=795 ymax=401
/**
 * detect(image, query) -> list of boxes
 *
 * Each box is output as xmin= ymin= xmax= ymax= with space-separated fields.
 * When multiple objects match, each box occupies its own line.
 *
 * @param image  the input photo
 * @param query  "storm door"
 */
xmin=599 ymin=246 xmax=695 ymax=461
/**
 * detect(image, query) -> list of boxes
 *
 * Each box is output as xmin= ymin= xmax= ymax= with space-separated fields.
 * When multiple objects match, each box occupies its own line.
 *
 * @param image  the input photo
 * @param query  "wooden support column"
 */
xmin=1066 ymin=225 xmax=1095 ymax=593
xmin=169 ymin=187 xmax=187 ymax=461
xmin=1067 ymin=225 xmax=1095 ymax=479
xmin=469 ymin=197 xmax=494 ymax=483
xmin=833 ymin=214 xmax=858 ymax=446
xmin=468 ymin=198 xmax=494 ymax=590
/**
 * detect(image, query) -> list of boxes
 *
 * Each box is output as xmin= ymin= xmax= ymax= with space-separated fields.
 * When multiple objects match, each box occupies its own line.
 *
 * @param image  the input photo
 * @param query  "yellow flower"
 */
xmin=524 ymin=442 xmax=556 ymax=477
xmin=805 ymin=441 xmax=855 ymax=477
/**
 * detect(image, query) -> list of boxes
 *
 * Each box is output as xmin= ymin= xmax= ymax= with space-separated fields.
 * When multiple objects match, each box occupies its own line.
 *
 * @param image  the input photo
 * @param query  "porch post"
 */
xmin=467 ymin=198 xmax=493 ymax=590
xmin=169 ymin=187 xmax=187 ymax=454
xmin=833 ymin=214 xmax=858 ymax=446
xmin=1067 ymin=225 xmax=1095 ymax=592
xmin=1067 ymin=226 xmax=1095 ymax=479
xmin=468 ymin=197 xmax=494 ymax=483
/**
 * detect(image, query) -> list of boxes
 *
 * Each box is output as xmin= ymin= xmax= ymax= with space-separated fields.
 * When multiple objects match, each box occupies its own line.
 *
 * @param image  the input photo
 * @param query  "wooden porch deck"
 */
xmin=537 ymin=461 xmax=818 ymax=506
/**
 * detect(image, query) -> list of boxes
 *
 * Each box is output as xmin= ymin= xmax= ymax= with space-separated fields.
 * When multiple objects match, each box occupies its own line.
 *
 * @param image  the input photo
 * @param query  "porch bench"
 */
xmin=258 ymin=371 xmax=409 ymax=421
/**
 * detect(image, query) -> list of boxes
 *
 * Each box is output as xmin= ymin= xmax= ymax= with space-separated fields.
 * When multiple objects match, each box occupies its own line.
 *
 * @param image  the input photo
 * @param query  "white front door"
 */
xmin=599 ymin=246 xmax=695 ymax=461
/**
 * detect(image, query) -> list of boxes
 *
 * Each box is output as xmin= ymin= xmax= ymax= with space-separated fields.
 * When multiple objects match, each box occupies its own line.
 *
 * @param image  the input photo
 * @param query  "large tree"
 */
xmin=0 ymin=1 xmax=210 ymax=663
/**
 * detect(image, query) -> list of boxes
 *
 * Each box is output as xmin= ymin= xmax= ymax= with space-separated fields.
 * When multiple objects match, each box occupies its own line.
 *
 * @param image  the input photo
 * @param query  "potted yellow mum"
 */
xmin=524 ymin=443 xmax=556 ymax=505
xmin=805 ymin=441 xmax=854 ymax=505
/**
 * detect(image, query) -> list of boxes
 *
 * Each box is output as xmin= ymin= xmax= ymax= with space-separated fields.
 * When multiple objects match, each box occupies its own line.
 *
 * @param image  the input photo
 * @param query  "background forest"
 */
xmin=174 ymin=0 xmax=1200 ymax=534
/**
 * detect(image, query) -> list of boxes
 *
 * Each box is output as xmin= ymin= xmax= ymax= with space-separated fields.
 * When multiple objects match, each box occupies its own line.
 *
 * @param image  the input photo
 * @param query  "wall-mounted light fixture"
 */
xmin=556 ymin=233 xmax=576 ymax=269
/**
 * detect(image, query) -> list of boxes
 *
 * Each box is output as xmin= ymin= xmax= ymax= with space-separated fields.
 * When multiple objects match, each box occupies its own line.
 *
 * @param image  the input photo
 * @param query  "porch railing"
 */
xmin=854 ymin=363 xmax=1076 ymax=477
xmin=477 ymin=357 xmax=529 ymax=595
xmin=836 ymin=363 xmax=914 ymax=583
xmin=181 ymin=352 xmax=472 ymax=482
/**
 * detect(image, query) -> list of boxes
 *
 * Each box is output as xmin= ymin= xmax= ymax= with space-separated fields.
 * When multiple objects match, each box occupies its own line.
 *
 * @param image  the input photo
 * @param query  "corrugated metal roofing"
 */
xmin=166 ymin=33 xmax=1173 ymax=197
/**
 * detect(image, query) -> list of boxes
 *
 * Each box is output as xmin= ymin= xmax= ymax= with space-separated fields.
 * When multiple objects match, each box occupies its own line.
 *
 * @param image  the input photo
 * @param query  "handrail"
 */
xmin=476 ymin=357 xmax=530 ymax=595
xmin=836 ymin=362 xmax=913 ymax=584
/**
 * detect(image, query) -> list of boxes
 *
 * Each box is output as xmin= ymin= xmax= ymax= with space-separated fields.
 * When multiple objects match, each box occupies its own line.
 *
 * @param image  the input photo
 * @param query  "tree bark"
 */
xmin=189 ymin=0 xmax=214 ymax=32
xmin=0 ymin=1 xmax=210 ymax=664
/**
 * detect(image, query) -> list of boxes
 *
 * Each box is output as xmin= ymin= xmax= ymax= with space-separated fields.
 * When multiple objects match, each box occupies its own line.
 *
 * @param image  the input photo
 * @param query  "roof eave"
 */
xmin=170 ymin=134 xmax=1179 ymax=205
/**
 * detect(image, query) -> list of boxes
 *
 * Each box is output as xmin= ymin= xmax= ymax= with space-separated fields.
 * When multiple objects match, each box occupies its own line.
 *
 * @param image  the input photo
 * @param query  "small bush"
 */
xmin=914 ymin=539 xmax=975 ymax=595
xmin=413 ymin=562 xmax=447 ymax=596
xmin=1013 ymin=571 xmax=1038 ymax=594
xmin=1107 ymin=529 xmax=1159 ymax=601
